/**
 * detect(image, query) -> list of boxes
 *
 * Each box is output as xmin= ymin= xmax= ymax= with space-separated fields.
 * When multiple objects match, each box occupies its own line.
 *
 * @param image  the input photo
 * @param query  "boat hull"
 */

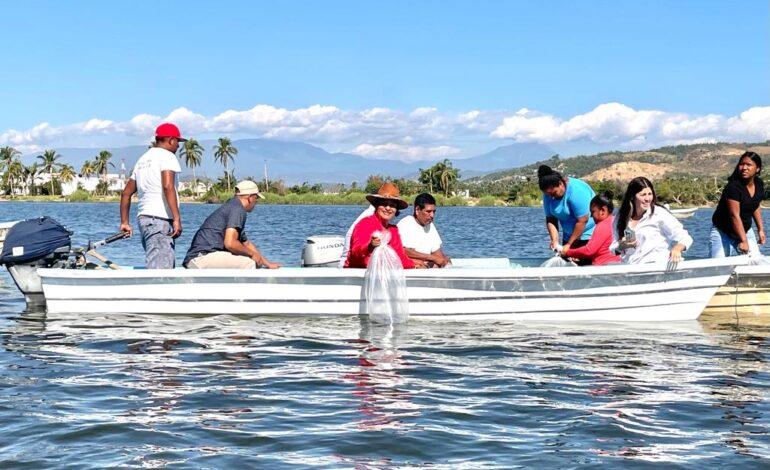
xmin=705 ymin=264 xmax=770 ymax=315
xmin=38 ymin=258 xmax=742 ymax=322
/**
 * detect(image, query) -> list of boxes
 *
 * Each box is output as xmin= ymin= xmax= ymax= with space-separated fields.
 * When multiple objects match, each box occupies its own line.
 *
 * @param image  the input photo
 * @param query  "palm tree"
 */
xmin=80 ymin=160 xmax=96 ymax=178
xmin=213 ymin=137 xmax=238 ymax=192
xmin=436 ymin=159 xmax=460 ymax=197
xmin=37 ymin=149 xmax=62 ymax=195
xmin=59 ymin=164 xmax=77 ymax=192
xmin=0 ymin=146 xmax=21 ymax=195
xmin=93 ymin=150 xmax=114 ymax=188
xmin=6 ymin=158 xmax=24 ymax=198
xmin=23 ymin=163 xmax=39 ymax=195
xmin=418 ymin=167 xmax=435 ymax=194
xmin=181 ymin=138 xmax=204 ymax=196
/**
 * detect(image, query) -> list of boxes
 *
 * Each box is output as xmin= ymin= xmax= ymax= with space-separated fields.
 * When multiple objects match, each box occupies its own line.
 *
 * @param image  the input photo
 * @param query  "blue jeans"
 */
xmin=709 ymin=226 xmax=759 ymax=258
xmin=138 ymin=215 xmax=176 ymax=268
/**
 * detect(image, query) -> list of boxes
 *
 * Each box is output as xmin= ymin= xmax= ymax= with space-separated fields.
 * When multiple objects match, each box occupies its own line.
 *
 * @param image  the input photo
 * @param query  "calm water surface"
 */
xmin=0 ymin=202 xmax=768 ymax=468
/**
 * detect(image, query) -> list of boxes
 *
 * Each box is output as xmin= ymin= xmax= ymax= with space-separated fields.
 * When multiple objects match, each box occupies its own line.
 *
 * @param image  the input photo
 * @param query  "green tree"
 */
xmin=0 ymin=146 xmax=21 ymax=194
xmin=364 ymin=175 xmax=385 ymax=194
xmin=93 ymin=151 xmax=114 ymax=194
xmin=6 ymin=158 xmax=25 ymax=197
xmin=181 ymin=138 xmax=204 ymax=196
xmin=23 ymin=163 xmax=40 ymax=195
xmin=418 ymin=159 xmax=460 ymax=196
xmin=80 ymin=160 xmax=96 ymax=178
xmin=435 ymin=159 xmax=460 ymax=197
xmin=37 ymin=149 xmax=62 ymax=196
xmin=418 ymin=166 xmax=435 ymax=193
xmin=213 ymin=137 xmax=238 ymax=192
xmin=59 ymin=164 xmax=77 ymax=188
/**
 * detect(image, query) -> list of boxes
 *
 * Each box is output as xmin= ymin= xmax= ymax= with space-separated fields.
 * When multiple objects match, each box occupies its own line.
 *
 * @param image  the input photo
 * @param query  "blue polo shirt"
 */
xmin=183 ymin=198 xmax=248 ymax=266
xmin=543 ymin=177 xmax=596 ymax=242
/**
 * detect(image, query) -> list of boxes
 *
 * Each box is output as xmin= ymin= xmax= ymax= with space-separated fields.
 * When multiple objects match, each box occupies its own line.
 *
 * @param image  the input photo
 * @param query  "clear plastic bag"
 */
xmin=362 ymin=230 xmax=410 ymax=324
xmin=540 ymin=254 xmax=578 ymax=268
xmin=748 ymin=254 xmax=770 ymax=265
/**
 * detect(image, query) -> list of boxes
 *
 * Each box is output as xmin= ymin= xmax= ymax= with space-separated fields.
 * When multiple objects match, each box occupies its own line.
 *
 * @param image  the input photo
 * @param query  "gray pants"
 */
xmin=138 ymin=216 xmax=175 ymax=269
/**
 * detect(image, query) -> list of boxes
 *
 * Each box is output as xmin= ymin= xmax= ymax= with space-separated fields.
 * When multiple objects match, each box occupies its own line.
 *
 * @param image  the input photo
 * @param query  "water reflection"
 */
xmin=1 ymin=310 xmax=770 ymax=466
xmin=343 ymin=319 xmax=416 ymax=432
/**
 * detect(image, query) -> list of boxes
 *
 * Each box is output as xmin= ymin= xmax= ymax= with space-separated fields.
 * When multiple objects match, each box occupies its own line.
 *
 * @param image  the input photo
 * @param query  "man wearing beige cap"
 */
xmin=183 ymin=180 xmax=281 ymax=269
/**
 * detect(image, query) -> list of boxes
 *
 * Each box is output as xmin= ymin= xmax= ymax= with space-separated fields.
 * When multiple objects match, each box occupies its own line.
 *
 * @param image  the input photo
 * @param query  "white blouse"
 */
xmin=610 ymin=206 xmax=693 ymax=264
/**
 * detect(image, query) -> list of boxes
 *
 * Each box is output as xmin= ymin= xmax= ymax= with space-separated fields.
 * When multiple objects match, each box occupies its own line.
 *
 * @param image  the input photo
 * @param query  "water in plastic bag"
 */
xmin=362 ymin=230 xmax=410 ymax=324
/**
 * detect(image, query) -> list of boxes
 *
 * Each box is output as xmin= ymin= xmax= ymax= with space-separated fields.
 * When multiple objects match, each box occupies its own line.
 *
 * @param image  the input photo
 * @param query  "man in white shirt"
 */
xmin=397 ymin=193 xmax=450 ymax=268
xmin=119 ymin=123 xmax=185 ymax=268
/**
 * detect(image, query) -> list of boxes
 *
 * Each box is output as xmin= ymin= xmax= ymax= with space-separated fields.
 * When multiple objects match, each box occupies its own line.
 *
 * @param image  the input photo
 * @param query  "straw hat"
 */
xmin=365 ymin=182 xmax=409 ymax=210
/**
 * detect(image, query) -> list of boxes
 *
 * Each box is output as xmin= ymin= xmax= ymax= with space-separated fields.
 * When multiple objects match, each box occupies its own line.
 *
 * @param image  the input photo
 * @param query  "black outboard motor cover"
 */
xmin=0 ymin=217 xmax=71 ymax=265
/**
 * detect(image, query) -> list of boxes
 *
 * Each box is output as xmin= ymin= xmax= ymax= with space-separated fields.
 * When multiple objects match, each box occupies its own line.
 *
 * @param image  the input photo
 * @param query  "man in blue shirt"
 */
xmin=183 ymin=180 xmax=281 ymax=269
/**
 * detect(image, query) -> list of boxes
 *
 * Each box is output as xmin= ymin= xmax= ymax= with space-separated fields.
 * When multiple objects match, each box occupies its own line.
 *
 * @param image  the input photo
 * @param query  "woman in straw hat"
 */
xmin=344 ymin=182 xmax=416 ymax=269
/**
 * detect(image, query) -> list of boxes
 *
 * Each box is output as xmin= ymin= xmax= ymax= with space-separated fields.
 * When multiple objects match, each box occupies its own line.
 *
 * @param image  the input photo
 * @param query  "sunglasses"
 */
xmin=376 ymin=200 xmax=399 ymax=208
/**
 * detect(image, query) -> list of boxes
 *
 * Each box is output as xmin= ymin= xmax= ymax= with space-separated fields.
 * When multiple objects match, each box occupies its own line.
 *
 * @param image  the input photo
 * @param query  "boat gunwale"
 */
xmin=37 ymin=256 xmax=747 ymax=280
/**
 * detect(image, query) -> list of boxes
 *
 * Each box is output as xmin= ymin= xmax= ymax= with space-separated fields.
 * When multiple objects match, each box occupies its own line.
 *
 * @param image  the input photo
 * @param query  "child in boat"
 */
xmin=565 ymin=192 xmax=621 ymax=265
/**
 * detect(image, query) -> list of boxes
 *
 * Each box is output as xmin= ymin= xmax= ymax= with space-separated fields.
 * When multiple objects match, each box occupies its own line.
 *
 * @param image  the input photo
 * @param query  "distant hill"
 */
xmin=22 ymin=140 xmax=555 ymax=185
xmin=465 ymin=142 xmax=770 ymax=184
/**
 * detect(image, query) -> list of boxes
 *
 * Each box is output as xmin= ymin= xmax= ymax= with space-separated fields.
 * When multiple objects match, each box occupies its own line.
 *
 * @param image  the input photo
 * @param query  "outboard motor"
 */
xmin=301 ymin=235 xmax=344 ymax=267
xmin=0 ymin=217 xmax=73 ymax=304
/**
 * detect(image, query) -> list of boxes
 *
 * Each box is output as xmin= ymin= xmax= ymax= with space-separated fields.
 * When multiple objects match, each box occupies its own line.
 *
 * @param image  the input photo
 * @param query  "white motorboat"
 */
xmin=661 ymin=203 xmax=698 ymax=219
xmin=30 ymin=258 xmax=743 ymax=321
xmin=669 ymin=207 xmax=698 ymax=219
xmin=0 ymin=218 xmax=750 ymax=322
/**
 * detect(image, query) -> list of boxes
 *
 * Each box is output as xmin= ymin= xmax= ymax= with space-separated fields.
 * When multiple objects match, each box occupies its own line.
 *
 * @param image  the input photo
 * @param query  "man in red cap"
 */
xmin=119 ymin=122 xmax=187 ymax=268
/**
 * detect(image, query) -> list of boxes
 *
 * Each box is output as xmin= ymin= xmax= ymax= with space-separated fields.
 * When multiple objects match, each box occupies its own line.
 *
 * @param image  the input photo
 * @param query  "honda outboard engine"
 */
xmin=0 ymin=217 xmax=73 ymax=304
xmin=301 ymin=235 xmax=344 ymax=267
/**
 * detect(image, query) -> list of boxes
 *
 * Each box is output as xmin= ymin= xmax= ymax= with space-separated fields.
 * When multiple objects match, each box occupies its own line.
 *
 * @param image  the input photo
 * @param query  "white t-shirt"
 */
xmin=130 ymin=147 xmax=181 ymax=219
xmin=397 ymin=215 xmax=442 ymax=254
xmin=338 ymin=205 xmax=375 ymax=267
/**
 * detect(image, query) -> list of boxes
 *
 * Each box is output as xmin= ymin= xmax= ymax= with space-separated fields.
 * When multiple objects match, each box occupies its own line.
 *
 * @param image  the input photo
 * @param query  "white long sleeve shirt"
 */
xmin=338 ymin=205 xmax=376 ymax=267
xmin=610 ymin=206 xmax=693 ymax=264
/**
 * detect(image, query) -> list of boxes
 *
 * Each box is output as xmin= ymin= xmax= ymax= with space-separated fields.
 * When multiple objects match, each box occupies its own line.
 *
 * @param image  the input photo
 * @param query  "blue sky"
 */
xmin=1 ymin=0 xmax=768 ymax=160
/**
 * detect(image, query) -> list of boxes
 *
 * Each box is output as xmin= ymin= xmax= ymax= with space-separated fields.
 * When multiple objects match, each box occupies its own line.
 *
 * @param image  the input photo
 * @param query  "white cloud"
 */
xmin=1 ymin=102 xmax=768 ymax=161
xmin=351 ymin=143 xmax=461 ymax=162
xmin=492 ymin=103 xmax=770 ymax=147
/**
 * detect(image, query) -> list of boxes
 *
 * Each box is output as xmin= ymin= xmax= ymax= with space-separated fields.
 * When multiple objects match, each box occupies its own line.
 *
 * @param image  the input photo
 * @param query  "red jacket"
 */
xmin=565 ymin=215 xmax=621 ymax=265
xmin=344 ymin=215 xmax=415 ymax=269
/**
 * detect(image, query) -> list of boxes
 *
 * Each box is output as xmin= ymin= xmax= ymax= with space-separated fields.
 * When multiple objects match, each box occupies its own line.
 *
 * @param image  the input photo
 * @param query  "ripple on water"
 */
xmin=0 ymin=201 xmax=769 ymax=467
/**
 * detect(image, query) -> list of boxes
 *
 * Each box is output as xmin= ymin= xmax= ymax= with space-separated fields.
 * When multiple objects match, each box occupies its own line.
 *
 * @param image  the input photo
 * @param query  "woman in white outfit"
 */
xmin=610 ymin=176 xmax=693 ymax=264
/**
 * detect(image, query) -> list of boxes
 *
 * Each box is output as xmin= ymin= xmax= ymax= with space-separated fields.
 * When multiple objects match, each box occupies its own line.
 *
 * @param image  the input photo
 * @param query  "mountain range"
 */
xmin=26 ymin=140 xmax=556 ymax=185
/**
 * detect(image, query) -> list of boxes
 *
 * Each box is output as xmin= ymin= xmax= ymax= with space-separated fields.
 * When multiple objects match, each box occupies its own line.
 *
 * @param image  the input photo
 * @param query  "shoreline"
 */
xmin=0 ymin=196 xmax=726 ymax=209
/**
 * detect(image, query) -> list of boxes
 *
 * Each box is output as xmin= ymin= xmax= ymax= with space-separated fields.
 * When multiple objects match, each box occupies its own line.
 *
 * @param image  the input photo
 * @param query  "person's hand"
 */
xmin=370 ymin=234 xmax=381 ymax=249
xmin=738 ymin=240 xmax=750 ymax=254
xmin=434 ymin=255 xmax=451 ymax=268
xmin=119 ymin=223 xmax=133 ymax=237
xmin=171 ymin=218 xmax=182 ymax=238
xmin=413 ymin=260 xmax=429 ymax=269
xmin=263 ymin=261 xmax=282 ymax=269
xmin=559 ymin=243 xmax=571 ymax=257
xmin=618 ymin=237 xmax=637 ymax=251
xmin=669 ymin=247 xmax=683 ymax=263
xmin=759 ymin=230 xmax=766 ymax=245
xmin=549 ymin=240 xmax=559 ymax=251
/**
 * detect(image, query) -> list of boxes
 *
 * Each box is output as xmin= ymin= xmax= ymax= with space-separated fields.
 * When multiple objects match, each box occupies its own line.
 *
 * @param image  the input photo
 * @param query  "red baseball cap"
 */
xmin=155 ymin=123 xmax=187 ymax=142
